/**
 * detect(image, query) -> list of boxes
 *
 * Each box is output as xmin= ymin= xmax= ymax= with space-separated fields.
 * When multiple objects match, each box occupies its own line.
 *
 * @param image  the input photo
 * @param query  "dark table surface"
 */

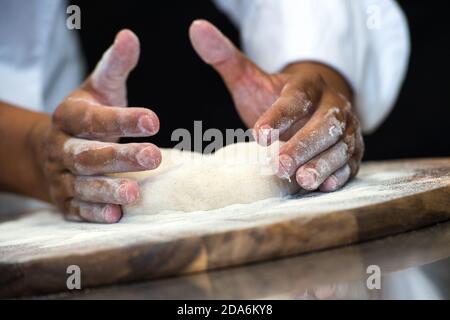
xmin=38 ymin=220 xmax=450 ymax=300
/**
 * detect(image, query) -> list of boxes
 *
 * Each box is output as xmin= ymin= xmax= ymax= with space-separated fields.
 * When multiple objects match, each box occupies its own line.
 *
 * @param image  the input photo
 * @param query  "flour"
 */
xmin=1 ymin=159 xmax=449 ymax=264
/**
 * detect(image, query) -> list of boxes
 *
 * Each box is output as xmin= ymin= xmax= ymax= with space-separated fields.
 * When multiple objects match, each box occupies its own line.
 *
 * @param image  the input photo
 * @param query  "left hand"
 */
xmin=189 ymin=20 xmax=364 ymax=192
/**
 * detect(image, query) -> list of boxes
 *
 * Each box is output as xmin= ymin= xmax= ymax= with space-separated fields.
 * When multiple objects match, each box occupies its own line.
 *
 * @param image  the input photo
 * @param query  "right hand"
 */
xmin=32 ymin=30 xmax=161 ymax=223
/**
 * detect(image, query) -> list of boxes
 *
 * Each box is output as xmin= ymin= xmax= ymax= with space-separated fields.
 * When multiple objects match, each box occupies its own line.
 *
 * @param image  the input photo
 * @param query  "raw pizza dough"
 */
xmin=117 ymin=142 xmax=300 ymax=215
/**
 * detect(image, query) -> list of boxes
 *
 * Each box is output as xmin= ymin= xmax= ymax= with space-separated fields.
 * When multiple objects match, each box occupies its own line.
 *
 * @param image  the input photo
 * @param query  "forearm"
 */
xmin=0 ymin=101 xmax=51 ymax=202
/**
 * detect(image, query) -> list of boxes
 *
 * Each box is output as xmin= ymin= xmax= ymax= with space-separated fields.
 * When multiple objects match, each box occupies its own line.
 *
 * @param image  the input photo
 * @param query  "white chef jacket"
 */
xmin=0 ymin=0 xmax=410 ymax=214
xmin=0 ymin=0 xmax=85 ymax=113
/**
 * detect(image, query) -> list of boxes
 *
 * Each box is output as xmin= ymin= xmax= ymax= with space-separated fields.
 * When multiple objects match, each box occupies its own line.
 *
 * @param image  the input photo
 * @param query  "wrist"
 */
xmin=27 ymin=114 xmax=52 ymax=202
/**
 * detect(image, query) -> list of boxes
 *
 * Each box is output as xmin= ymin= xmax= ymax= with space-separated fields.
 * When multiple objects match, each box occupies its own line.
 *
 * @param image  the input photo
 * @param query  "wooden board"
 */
xmin=1 ymin=158 xmax=450 ymax=298
xmin=48 ymin=221 xmax=450 ymax=300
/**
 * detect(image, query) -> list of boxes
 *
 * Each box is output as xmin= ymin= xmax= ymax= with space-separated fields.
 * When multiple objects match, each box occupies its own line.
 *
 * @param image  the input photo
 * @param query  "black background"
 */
xmin=73 ymin=0 xmax=449 ymax=160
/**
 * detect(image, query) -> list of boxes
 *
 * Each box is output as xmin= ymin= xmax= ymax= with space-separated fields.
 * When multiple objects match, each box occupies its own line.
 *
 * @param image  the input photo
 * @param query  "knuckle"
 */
xmin=292 ymin=90 xmax=314 ymax=114
xmin=50 ymin=173 xmax=74 ymax=200
xmin=49 ymin=183 xmax=70 ymax=209
xmin=61 ymin=172 xmax=75 ymax=196
xmin=343 ymin=135 xmax=356 ymax=155
xmin=43 ymin=162 xmax=53 ymax=176
xmin=46 ymin=141 xmax=62 ymax=162
xmin=79 ymin=109 xmax=94 ymax=137
xmin=52 ymin=103 xmax=65 ymax=126
xmin=53 ymin=96 xmax=80 ymax=126
xmin=326 ymin=115 xmax=346 ymax=139
xmin=43 ymin=161 xmax=62 ymax=180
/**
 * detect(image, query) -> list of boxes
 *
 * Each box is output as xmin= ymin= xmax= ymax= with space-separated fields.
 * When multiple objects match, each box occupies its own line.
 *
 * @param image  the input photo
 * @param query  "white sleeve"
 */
xmin=213 ymin=0 xmax=410 ymax=133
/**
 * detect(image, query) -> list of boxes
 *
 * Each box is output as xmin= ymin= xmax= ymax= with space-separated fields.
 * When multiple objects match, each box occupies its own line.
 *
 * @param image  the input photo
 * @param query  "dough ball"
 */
xmin=118 ymin=142 xmax=300 ymax=215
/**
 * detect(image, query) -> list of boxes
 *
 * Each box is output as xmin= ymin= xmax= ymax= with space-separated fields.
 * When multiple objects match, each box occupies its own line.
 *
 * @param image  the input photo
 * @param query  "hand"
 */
xmin=32 ymin=30 xmax=161 ymax=223
xmin=189 ymin=20 xmax=364 ymax=191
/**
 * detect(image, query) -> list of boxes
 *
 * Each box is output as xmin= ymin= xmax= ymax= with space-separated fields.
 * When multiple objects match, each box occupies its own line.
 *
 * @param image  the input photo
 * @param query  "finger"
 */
xmin=54 ymin=98 xmax=159 ymax=139
xmin=254 ymin=80 xmax=322 ymax=145
xmin=66 ymin=199 xmax=122 ymax=224
xmin=189 ymin=19 xmax=266 ymax=90
xmin=47 ymin=171 xmax=76 ymax=209
xmin=319 ymin=164 xmax=351 ymax=192
xmin=296 ymin=141 xmax=350 ymax=190
xmin=63 ymin=138 xmax=161 ymax=175
xmin=89 ymin=29 xmax=140 ymax=106
xmin=348 ymin=143 xmax=363 ymax=178
xmin=318 ymin=121 xmax=364 ymax=192
xmin=348 ymin=116 xmax=365 ymax=177
xmin=73 ymin=176 xmax=139 ymax=205
xmin=274 ymin=102 xmax=347 ymax=179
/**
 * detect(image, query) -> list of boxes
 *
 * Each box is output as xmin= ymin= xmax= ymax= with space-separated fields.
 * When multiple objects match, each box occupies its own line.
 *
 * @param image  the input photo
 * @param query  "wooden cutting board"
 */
xmin=1 ymin=158 xmax=450 ymax=298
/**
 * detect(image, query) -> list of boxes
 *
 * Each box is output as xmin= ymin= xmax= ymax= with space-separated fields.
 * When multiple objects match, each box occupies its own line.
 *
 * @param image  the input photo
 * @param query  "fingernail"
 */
xmin=136 ymin=146 xmax=161 ymax=169
xmin=103 ymin=205 xmax=121 ymax=224
xmin=274 ymin=154 xmax=295 ymax=178
xmin=297 ymin=168 xmax=319 ymax=190
xmin=138 ymin=115 xmax=156 ymax=135
xmin=116 ymin=182 xmax=139 ymax=203
xmin=321 ymin=176 xmax=338 ymax=192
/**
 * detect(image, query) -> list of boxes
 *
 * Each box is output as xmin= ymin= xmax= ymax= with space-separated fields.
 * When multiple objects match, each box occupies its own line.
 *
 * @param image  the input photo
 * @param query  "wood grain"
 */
xmin=1 ymin=158 xmax=450 ymax=298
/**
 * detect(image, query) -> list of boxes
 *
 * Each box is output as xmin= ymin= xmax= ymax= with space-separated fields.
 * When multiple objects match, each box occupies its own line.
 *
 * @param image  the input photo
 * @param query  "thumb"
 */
xmin=189 ymin=20 xmax=265 ymax=91
xmin=89 ymin=29 xmax=140 ymax=107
